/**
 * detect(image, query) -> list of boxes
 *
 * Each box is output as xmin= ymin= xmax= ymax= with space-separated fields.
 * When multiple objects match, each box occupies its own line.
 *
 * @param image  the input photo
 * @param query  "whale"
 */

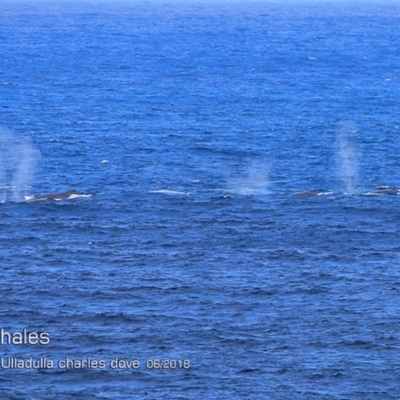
xmin=25 ymin=189 xmax=80 ymax=202
xmin=374 ymin=186 xmax=400 ymax=195
xmin=291 ymin=189 xmax=333 ymax=197
xmin=368 ymin=187 xmax=400 ymax=196
xmin=292 ymin=186 xmax=400 ymax=197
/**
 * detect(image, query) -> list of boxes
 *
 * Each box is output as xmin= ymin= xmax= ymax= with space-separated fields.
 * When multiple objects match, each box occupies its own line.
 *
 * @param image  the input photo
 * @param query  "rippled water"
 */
xmin=1 ymin=1 xmax=400 ymax=398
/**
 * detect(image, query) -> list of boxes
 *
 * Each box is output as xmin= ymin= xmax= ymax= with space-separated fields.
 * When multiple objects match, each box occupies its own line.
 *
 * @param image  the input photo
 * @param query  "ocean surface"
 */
xmin=1 ymin=0 xmax=400 ymax=398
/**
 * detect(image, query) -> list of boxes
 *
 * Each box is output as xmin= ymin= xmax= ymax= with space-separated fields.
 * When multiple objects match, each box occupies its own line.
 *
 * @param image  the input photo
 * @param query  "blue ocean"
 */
xmin=1 ymin=0 xmax=400 ymax=398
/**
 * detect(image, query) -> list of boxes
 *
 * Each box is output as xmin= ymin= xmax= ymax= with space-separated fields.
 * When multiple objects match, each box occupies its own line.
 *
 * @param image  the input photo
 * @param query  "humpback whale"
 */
xmin=291 ymin=189 xmax=333 ymax=197
xmin=361 ymin=187 xmax=400 ymax=196
xmin=374 ymin=187 xmax=400 ymax=195
xmin=292 ymin=186 xmax=400 ymax=197
xmin=25 ymin=189 xmax=80 ymax=202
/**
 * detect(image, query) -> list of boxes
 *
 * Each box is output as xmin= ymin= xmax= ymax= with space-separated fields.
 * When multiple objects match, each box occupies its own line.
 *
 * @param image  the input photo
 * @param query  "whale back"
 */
xmin=28 ymin=189 xmax=78 ymax=202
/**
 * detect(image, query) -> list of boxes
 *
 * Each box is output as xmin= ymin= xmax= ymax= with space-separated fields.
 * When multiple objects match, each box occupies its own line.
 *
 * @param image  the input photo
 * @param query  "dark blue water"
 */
xmin=1 ymin=1 xmax=400 ymax=398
